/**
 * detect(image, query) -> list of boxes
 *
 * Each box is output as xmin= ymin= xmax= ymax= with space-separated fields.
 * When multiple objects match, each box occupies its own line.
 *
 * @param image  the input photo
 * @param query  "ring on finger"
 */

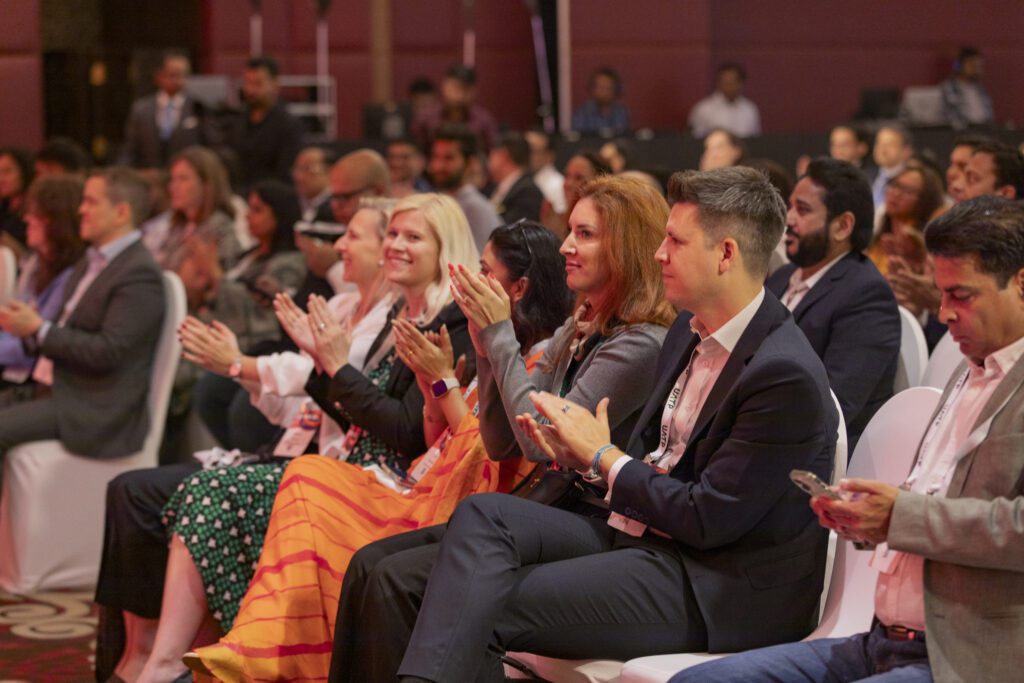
xmin=561 ymin=404 xmax=571 ymax=414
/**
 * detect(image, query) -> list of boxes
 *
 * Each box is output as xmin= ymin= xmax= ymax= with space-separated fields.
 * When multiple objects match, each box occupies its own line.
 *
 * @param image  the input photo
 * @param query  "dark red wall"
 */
xmin=0 ymin=0 xmax=43 ymax=148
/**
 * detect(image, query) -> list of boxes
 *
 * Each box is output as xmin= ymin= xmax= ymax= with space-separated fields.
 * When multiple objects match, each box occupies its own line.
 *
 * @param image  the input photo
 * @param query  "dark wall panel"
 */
xmin=0 ymin=1 xmax=43 ymax=147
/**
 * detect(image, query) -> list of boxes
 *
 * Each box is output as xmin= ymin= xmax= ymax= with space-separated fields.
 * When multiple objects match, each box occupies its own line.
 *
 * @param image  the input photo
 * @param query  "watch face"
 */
xmin=430 ymin=378 xmax=448 ymax=398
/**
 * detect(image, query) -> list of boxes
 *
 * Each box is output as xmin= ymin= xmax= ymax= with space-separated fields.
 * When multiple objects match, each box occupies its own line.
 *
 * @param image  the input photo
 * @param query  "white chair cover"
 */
xmin=0 ymin=272 xmax=186 ymax=592
xmin=921 ymin=331 xmax=965 ymax=391
xmin=893 ymin=306 xmax=929 ymax=392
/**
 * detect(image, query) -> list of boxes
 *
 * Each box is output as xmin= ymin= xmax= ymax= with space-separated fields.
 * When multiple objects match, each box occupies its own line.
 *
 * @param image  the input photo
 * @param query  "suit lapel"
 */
xmin=791 ymin=255 xmax=854 ymax=320
xmin=63 ymin=241 xmax=138 ymax=326
xmin=58 ymin=258 xmax=90 ymax=311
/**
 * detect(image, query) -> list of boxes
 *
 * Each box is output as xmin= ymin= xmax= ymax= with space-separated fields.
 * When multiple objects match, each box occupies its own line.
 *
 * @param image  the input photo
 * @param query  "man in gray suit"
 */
xmin=119 ymin=51 xmax=212 ymax=169
xmin=0 ymin=167 xmax=165 ymax=459
xmin=674 ymin=196 xmax=1024 ymax=683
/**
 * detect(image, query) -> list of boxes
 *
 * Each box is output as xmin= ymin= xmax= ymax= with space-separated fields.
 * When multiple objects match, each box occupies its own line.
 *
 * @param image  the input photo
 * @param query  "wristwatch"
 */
xmin=228 ymin=356 xmax=243 ymax=381
xmin=430 ymin=377 xmax=459 ymax=399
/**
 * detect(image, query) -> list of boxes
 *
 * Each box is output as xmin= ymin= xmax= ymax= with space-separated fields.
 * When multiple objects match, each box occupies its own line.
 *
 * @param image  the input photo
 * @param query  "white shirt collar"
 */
xmin=790 ymin=250 xmax=850 ymax=293
xmin=691 ymin=287 xmax=765 ymax=354
xmin=157 ymin=91 xmax=186 ymax=109
xmin=975 ymin=332 xmax=1024 ymax=376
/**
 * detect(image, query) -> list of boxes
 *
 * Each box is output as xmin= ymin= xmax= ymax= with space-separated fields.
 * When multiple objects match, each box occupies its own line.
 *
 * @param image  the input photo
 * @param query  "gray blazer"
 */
xmin=476 ymin=317 xmax=667 ymax=462
xmin=887 ymin=357 xmax=1024 ymax=682
xmin=119 ymin=93 xmax=211 ymax=168
xmin=37 ymin=239 xmax=165 ymax=459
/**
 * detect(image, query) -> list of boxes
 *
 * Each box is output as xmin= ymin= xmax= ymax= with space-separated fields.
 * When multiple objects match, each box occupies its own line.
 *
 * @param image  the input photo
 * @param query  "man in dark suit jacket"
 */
xmin=767 ymin=158 xmax=900 ymax=451
xmin=487 ymin=131 xmax=544 ymax=224
xmin=119 ymin=51 xmax=213 ymax=169
xmin=0 ymin=167 xmax=165 ymax=459
xmin=326 ymin=167 xmax=837 ymax=682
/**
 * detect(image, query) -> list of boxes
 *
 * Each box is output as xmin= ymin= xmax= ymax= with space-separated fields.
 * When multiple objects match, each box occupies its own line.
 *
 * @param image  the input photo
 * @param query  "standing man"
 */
xmin=119 ymin=50 xmax=212 ymax=169
xmin=769 ymin=158 xmax=900 ymax=450
xmin=674 ymin=196 xmax=1024 ymax=683
xmin=688 ymin=63 xmax=762 ymax=139
xmin=428 ymin=124 xmax=501 ymax=251
xmin=0 ymin=167 xmax=165 ymax=458
xmin=226 ymin=56 xmax=304 ymax=191
xmin=487 ymin=132 xmax=544 ymax=224
xmin=870 ymin=125 xmax=913 ymax=207
xmin=329 ymin=167 xmax=838 ymax=682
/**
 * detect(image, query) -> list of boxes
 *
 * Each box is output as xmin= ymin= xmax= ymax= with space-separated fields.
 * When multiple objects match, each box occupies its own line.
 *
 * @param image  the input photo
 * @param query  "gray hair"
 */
xmin=357 ymin=196 xmax=398 ymax=237
xmin=667 ymin=166 xmax=786 ymax=277
xmin=91 ymin=166 xmax=151 ymax=228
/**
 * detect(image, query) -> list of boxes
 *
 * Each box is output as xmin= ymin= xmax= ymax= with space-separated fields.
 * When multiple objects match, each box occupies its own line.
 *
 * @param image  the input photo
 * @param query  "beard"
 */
xmin=787 ymin=225 xmax=831 ymax=269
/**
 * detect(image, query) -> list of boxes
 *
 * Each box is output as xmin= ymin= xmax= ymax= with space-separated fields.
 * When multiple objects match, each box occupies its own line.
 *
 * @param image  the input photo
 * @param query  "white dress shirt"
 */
xmin=874 ymin=333 xmax=1024 ymax=630
xmin=688 ymin=92 xmax=762 ymax=138
xmin=781 ymin=251 xmax=850 ymax=311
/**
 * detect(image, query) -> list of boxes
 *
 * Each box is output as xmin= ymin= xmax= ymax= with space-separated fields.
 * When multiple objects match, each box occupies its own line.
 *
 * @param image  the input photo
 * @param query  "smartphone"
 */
xmin=790 ymin=469 xmax=840 ymax=500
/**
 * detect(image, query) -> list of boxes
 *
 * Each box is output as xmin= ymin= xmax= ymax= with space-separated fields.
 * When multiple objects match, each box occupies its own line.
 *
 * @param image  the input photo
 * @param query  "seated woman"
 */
xmin=0 ymin=146 xmax=34 ymax=256
xmin=95 ymin=202 xmax=396 ymax=682
xmin=0 ymin=175 xmax=85 ymax=405
xmin=327 ymin=175 xmax=676 ymax=682
xmin=126 ymin=193 xmax=479 ymax=683
xmin=184 ymin=221 xmax=572 ymax=681
xmin=699 ymin=128 xmax=746 ymax=171
xmin=866 ymin=163 xmax=945 ymax=276
xmin=540 ymin=151 xmax=612 ymax=238
xmin=186 ymin=180 xmax=308 ymax=451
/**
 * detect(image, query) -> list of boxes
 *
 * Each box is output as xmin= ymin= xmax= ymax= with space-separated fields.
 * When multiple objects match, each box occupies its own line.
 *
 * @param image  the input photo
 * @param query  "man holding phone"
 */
xmin=675 ymin=196 xmax=1024 ymax=683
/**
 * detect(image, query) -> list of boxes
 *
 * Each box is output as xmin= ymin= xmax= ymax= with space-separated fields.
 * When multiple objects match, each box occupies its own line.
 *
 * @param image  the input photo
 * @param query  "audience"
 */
xmin=961 ymin=139 xmax=1024 ymax=200
xmin=945 ymin=133 xmax=991 ymax=203
xmin=540 ymin=150 xmax=612 ymax=238
xmin=291 ymin=145 xmax=334 ymax=222
xmin=675 ymin=196 xmax=1024 ymax=683
xmin=0 ymin=167 xmax=165 ymax=458
xmin=119 ymin=50 xmax=213 ymax=169
xmin=867 ymin=163 xmax=945 ymax=276
xmin=699 ymin=128 xmax=745 ymax=170
xmin=829 ymin=124 xmax=873 ymax=174
xmin=427 ymin=123 xmax=501 ymax=251
xmin=571 ymin=67 xmax=631 ymax=136
xmin=0 ymin=147 xmax=34 ymax=253
xmin=940 ymin=45 xmax=993 ymax=130
xmin=599 ymin=138 xmax=632 ymax=174
xmin=870 ymin=124 xmax=914 ymax=207
xmin=385 ymin=137 xmax=429 ymax=198
xmin=688 ymin=62 xmax=761 ymax=138
xmin=487 ymin=131 xmax=544 ymax=223
xmin=768 ymin=158 xmax=900 ymax=450
xmin=225 ymin=55 xmax=303 ymax=191
xmin=327 ymin=168 xmax=836 ymax=680
xmin=412 ymin=64 xmax=499 ymax=153
xmin=524 ymin=128 xmax=566 ymax=213
xmin=0 ymin=175 xmax=85 ymax=406
xmin=35 ymin=137 xmax=91 ymax=179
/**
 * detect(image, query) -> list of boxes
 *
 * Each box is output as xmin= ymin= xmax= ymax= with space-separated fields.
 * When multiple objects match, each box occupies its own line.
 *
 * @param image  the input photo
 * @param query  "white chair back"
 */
xmin=893 ymin=306 xmax=928 ymax=392
xmin=817 ymin=390 xmax=847 ymax=624
xmin=0 ymin=246 xmax=15 ymax=304
xmin=921 ymin=331 xmax=965 ymax=390
xmin=0 ymin=272 xmax=186 ymax=592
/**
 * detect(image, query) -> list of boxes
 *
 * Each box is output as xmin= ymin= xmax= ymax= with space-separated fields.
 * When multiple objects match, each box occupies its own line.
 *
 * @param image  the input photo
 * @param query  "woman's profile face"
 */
xmin=168 ymin=159 xmax=205 ymax=217
xmin=383 ymin=209 xmax=441 ymax=290
xmin=560 ymin=197 xmax=610 ymax=298
xmin=24 ymin=204 xmax=49 ymax=254
xmin=0 ymin=154 xmax=24 ymax=199
xmin=884 ymin=170 xmax=924 ymax=220
xmin=336 ymin=208 xmax=385 ymax=287
xmin=246 ymin=192 xmax=277 ymax=242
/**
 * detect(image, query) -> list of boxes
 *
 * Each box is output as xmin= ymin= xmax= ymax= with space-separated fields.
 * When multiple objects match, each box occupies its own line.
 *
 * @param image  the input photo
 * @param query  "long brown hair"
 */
xmin=577 ymin=175 xmax=676 ymax=333
xmin=25 ymin=175 xmax=86 ymax=292
xmin=169 ymin=146 xmax=235 ymax=227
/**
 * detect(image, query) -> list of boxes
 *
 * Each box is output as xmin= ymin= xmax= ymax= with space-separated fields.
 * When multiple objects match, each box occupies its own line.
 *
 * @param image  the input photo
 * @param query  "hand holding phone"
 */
xmin=790 ymin=469 xmax=840 ymax=500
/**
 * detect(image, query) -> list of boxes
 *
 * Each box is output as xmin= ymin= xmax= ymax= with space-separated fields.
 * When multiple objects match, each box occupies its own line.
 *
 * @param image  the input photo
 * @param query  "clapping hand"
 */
xmin=516 ymin=392 xmax=616 ymax=470
xmin=308 ymin=294 xmax=351 ymax=376
xmin=393 ymin=319 xmax=460 ymax=384
xmin=274 ymin=293 xmax=317 ymax=358
xmin=178 ymin=315 xmax=241 ymax=376
xmin=888 ymin=256 xmax=940 ymax=317
xmin=449 ymin=263 xmax=511 ymax=358
xmin=0 ymin=300 xmax=43 ymax=338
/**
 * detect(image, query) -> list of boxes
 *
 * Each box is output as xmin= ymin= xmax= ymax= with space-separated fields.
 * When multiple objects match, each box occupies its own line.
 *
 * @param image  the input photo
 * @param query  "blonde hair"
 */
xmin=390 ymin=193 xmax=479 ymax=321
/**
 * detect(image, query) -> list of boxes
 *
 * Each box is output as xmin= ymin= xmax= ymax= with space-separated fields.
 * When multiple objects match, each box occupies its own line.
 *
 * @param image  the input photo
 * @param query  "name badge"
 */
xmin=607 ymin=511 xmax=647 ymax=537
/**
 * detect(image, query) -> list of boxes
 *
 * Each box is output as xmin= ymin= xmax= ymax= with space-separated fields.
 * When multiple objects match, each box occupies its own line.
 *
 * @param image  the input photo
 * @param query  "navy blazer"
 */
xmin=767 ymin=251 xmax=900 ymax=450
xmin=611 ymin=292 xmax=837 ymax=652
xmin=495 ymin=174 xmax=544 ymax=224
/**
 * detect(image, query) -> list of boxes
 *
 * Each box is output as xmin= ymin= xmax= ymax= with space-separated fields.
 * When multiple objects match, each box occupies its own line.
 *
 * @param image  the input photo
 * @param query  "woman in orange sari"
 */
xmin=188 ymin=221 xmax=572 ymax=681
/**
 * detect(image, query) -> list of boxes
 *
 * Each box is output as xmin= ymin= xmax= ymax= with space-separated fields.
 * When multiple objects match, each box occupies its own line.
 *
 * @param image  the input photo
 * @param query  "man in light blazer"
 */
xmin=119 ymin=51 xmax=212 ymax=169
xmin=675 ymin=196 xmax=1024 ymax=683
xmin=768 ymin=158 xmax=900 ymax=451
xmin=0 ymin=167 xmax=165 ymax=460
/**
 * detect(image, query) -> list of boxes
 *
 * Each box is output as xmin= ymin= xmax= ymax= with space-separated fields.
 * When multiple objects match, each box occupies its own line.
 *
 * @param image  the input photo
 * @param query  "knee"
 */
xmin=448 ymin=492 xmax=507 ymax=532
xmin=105 ymin=468 xmax=152 ymax=508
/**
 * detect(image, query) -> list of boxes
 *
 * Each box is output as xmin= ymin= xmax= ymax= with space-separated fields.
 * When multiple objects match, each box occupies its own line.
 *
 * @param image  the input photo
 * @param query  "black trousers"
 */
xmin=329 ymin=493 xmax=706 ymax=683
xmin=92 ymin=462 xmax=201 ymax=681
xmin=192 ymin=372 xmax=279 ymax=452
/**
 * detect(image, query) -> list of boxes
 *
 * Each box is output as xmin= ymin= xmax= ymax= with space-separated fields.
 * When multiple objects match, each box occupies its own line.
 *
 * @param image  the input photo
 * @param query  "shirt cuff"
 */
xmin=37 ymin=321 xmax=52 ymax=344
xmin=605 ymin=454 xmax=633 ymax=493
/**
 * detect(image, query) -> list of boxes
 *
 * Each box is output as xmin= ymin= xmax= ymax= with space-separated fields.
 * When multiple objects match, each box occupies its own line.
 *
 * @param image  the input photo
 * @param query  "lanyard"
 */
xmin=646 ymin=345 xmax=700 ymax=471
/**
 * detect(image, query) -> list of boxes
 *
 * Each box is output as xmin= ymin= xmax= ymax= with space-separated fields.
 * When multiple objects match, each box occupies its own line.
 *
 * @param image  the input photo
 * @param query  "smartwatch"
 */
xmin=228 ymin=356 xmax=243 ymax=381
xmin=430 ymin=377 xmax=459 ymax=399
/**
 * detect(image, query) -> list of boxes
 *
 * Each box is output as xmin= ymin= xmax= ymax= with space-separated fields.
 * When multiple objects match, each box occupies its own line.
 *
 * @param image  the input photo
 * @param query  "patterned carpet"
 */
xmin=0 ymin=590 xmax=97 ymax=682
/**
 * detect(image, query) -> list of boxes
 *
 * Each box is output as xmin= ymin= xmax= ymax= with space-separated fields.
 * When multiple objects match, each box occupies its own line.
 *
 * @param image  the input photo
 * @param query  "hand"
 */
xmin=519 ymin=392 xmax=617 ymax=471
xmin=308 ymin=294 xmax=350 ymax=376
xmin=393 ymin=319 xmax=455 ymax=383
xmin=274 ymin=292 xmax=317 ymax=357
xmin=0 ymin=300 xmax=43 ymax=338
xmin=252 ymin=274 xmax=282 ymax=308
xmin=295 ymin=234 xmax=340 ymax=278
xmin=811 ymin=478 xmax=900 ymax=545
xmin=888 ymin=257 xmax=940 ymax=317
xmin=178 ymin=316 xmax=242 ymax=375
xmin=449 ymin=263 xmax=512 ymax=332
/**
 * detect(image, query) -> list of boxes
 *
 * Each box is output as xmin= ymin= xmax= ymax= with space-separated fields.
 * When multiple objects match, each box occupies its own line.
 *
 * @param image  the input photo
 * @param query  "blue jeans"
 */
xmin=670 ymin=621 xmax=931 ymax=683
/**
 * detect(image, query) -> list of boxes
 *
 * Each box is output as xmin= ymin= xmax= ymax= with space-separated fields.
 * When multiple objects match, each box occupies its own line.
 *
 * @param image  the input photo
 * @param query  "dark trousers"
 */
xmin=193 ymin=372 xmax=279 ymax=452
xmin=329 ymin=493 xmax=705 ymax=683
xmin=92 ymin=462 xmax=201 ymax=681
xmin=0 ymin=396 xmax=58 ymax=454
xmin=670 ymin=621 xmax=932 ymax=683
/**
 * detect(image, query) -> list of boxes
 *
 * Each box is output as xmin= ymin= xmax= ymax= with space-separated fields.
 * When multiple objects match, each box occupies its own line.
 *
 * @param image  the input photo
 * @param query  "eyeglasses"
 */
xmin=329 ymin=186 xmax=369 ymax=203
xmin=886 ymin=179 xmax=921 ymax=199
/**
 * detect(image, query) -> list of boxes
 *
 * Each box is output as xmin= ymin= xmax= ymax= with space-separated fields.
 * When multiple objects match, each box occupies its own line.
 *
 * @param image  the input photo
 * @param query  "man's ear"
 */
xmin=831 ymin=211 xmax=856 ymax=244
xmin=719 ymin=237 xmax=739 ymax=274
xmin=1015 ymin=268 xmax=1024 ymax=299
xmin=997 ymin=184 xmax=1018 ymax=200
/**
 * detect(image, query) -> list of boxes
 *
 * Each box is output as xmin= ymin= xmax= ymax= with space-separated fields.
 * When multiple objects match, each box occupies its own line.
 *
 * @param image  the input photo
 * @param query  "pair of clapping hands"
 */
xmin=178 ymin=293 xmax=352 ymax=377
